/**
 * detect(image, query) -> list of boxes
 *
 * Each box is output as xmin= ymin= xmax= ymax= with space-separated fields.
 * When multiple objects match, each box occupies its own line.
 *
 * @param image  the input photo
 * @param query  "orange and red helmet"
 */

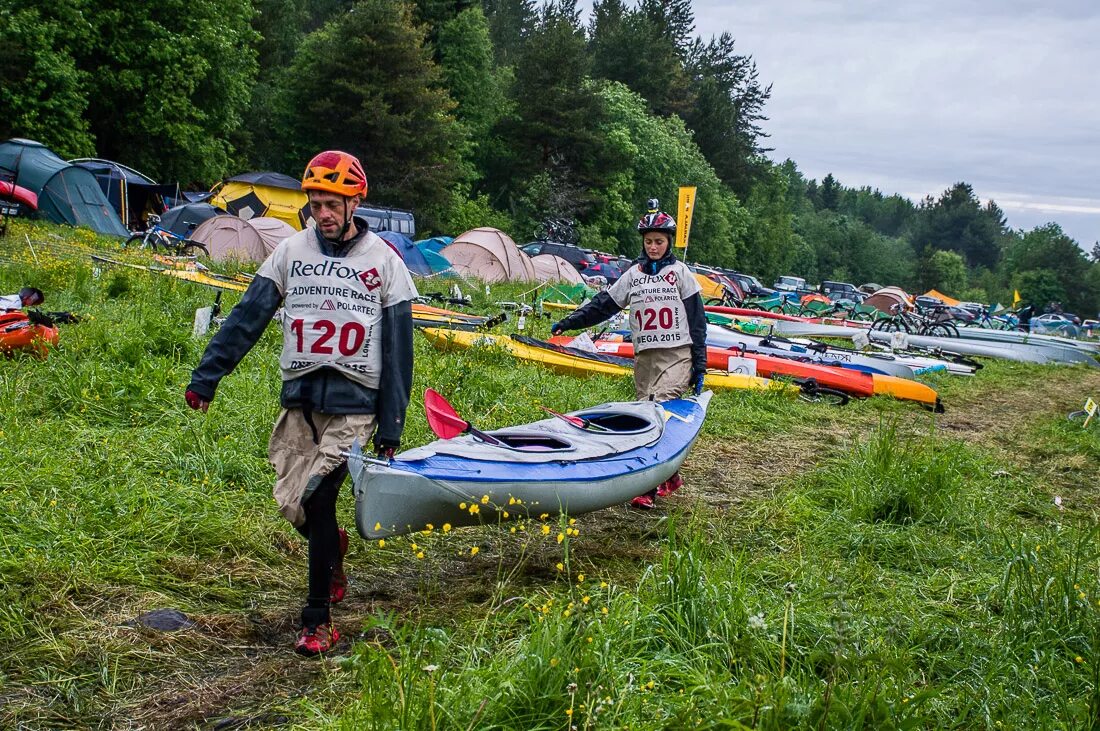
xmin=301 ymin=150 xmax=368 ymax=198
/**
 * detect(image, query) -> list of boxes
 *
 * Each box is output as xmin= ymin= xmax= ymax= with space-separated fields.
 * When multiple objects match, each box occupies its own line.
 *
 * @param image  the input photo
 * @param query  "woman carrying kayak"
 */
xmin=551 ymin=203 xmax=707 ymax=509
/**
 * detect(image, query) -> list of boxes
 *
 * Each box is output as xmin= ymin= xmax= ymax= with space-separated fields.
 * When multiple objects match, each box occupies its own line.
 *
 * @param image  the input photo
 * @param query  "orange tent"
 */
xmin=923 ymin=289 xmax=961 ymax=307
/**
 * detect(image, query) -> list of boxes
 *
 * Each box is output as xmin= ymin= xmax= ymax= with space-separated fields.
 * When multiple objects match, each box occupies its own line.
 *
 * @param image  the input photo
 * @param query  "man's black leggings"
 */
xmin=296 ymin=463 xmax=348 ymax=629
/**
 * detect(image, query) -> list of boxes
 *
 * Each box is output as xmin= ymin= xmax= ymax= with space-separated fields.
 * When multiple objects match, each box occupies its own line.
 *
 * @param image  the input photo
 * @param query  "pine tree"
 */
xmin=492 ymin=3 xmax=625 ymax=217
xmin=681 ymin=33 xmax=771 ymax=197
xmin=276 ymin=0 xmax=465 ymax=228
xmin=481 ymin=0 xmax=536 ymax=66
xmin=588 ymin=0 xmax=694 ymax=118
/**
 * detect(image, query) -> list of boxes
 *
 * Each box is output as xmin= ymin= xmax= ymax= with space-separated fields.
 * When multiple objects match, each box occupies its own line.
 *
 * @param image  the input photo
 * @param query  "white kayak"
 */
xmin=349 ymin=393 xmax=712 ymax=538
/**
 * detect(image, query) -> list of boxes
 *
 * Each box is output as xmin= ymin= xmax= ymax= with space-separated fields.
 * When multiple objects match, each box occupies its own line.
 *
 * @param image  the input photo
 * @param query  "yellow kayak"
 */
xmin=420 ymin=328 xmax=798 ymax=394
xmin=540 ymin=301 xmax=580 ymax=312
xmin=870 ymin=374 xmax=942 ymax=410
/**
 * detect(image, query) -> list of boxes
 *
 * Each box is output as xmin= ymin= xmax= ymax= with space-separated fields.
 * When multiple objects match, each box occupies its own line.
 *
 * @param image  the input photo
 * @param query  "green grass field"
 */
xmin=1 ymin=221 xmax=1098 ymax=730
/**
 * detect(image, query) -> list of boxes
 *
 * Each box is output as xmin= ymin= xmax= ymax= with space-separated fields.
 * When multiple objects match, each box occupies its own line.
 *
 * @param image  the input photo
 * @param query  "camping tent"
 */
xmin=377 ymin=230 xmax=436 ymax=277
xmin=532 ymin=254 xmax=585 ymax=284
xmin=416 ymin=236 xmax=453 ymax=255
xmin=70 ymin=158 xmax=176 ymax=230
xmin=0 ymin=139 xmax=128 ymax=236
xmin=923 ymin=289 xmax=961 ymax=307
xmin=864 ymin=286 xmax=913 ymax=314
xmin=441 ymin=228 xmax=537 ymax=283
xmin=209 ymin=171 xmax=308 ymax=230
xmin=160 ymin=202 xmax=226 ymax=238
xmin=190 ymin=215 xmax=295 ymax=262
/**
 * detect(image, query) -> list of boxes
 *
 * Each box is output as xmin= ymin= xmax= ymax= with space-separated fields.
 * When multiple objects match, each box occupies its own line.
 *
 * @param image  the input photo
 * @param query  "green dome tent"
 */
xmin=0 ymin=139 xmax=128 ymax=237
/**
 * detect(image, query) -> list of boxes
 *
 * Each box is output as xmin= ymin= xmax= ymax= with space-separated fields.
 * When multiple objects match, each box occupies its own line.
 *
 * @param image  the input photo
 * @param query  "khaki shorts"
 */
xmin=268 ymin=409 xmax=377 ymax=527
xmin=634 ymin=345 xmax=692 ymax=401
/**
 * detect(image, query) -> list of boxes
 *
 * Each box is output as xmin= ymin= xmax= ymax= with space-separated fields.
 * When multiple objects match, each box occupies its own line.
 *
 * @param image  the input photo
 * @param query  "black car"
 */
xmin=520 ymin=241 xmax=597 ymax=272
xmin=728 ymin=271 xmax=775 ymax=297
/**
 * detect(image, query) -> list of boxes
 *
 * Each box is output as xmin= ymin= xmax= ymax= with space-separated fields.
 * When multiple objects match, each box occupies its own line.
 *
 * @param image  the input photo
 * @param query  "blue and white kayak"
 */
xmin=349 ymin=392 xmax=712 ymax=538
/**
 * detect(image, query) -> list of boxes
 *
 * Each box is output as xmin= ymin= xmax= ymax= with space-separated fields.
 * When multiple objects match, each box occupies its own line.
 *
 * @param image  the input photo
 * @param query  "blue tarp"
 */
xmin=416 ymin=236 xmax=452 ymax=255
xmin=378 ymin=230 xmax=433 ymax=276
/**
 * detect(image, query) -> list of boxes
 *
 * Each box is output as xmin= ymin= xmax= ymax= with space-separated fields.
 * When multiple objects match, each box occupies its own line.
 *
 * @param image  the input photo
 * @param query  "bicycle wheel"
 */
xmin=924 ymin=323 xmax=958 ymax=338
xmin=178 ymin=240 xmax=209 ymax=257
xmin=872 ymin=317 xmax=903 ymax=333
xmin=124 ymin=233 xmax=147 ymax=248
xmin=797 ymin=381 xmax=850 ymax=407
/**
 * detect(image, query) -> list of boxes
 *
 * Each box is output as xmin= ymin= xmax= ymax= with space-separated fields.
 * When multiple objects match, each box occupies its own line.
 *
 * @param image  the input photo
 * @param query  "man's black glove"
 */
xmin=691 ymin=369 xmax=706 ymax=396
xmin=374 ymin=438 xmax=398 ymax=460
xmin=551 ymin=321 xmax=565 ymax=336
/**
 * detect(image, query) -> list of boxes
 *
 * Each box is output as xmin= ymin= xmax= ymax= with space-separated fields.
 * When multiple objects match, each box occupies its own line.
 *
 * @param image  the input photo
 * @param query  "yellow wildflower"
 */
xmin=443 ymin=523 xmax=451 ymax=532
xmin=470 ymin=546 xmax=479 ymax=556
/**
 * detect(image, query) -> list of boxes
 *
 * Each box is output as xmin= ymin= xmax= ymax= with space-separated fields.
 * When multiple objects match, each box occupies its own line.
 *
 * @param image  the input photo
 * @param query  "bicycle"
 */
xmin=125 ymin=214 xmax=209 ymax=257
xmin=871 ymin=303 xmax=959 ymax=338
xmin=970 ymin=308 xmax=1017 ymax=330
xmin=534 ymin=218 xmax=579 ymax=245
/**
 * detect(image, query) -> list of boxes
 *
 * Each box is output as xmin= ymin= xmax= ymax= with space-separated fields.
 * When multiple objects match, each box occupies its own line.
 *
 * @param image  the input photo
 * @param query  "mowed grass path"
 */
xmin=1 ymin=224 xmax=1098 ymax=729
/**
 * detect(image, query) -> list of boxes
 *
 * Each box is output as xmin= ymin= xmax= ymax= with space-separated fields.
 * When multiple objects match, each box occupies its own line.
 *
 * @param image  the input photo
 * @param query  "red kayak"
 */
xmin=548 ymin=336 xmax=876 ymax=398
xmin=0 ymin=311 xmax=58 ymax=357
xmin=0 ymin=181 xmax=38 ymax=210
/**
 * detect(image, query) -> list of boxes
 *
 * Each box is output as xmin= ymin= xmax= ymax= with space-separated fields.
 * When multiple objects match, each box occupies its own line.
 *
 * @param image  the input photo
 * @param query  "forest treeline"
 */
xmin=2 ymin=0 xmax=1098 ymax=313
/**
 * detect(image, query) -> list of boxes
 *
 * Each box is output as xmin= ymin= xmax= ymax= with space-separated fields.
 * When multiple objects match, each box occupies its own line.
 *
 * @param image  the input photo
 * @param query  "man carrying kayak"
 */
xmin=551 ymin=203 xmax=707 ymax=509
xmin=185 ymin=150 xmax=417 ymax=656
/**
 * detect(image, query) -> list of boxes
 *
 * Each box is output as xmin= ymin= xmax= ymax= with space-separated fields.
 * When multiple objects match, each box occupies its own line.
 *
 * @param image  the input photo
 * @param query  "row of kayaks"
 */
xmin=420 ymin=327 xmax=943 ymax=410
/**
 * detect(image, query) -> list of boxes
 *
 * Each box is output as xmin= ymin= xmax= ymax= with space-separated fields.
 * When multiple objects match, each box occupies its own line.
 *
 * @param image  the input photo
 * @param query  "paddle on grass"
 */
xmin=424 ymin=388 xmax=504 ymax=446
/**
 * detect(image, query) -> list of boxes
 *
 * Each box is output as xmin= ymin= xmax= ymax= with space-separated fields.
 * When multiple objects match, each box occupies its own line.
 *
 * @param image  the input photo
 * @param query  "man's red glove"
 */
xmin=185 ymin=389 xmax=210 ymax=412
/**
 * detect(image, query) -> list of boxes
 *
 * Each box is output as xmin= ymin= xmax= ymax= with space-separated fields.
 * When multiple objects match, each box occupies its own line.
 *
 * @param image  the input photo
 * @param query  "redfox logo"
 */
xmin=664 ymin=272 xmax=678 ymax=285
xmin=359 ymin=267 xmax=382 ymax=291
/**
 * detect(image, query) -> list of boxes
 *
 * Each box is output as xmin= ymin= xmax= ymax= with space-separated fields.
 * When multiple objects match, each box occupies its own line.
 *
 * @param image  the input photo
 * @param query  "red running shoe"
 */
xmin=295 ymin=623 xmax=340 ymax=656
xmin=330 ymin=527 xmax=349 ymax=604
xmin=631 ymin=493 xmax=656 ymax=510
xmin=656 ymin=473 xmax=683 ymax=497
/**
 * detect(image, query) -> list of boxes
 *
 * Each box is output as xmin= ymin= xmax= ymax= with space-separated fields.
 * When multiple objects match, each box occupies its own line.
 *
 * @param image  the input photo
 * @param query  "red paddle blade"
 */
xmin=424 ymin=388 xmax=470 ymax=439
xmin=539 ymin=405 xmax=586 ymax=428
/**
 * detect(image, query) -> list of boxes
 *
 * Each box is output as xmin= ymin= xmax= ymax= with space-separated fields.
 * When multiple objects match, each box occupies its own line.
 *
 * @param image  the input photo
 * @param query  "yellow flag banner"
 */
xmin=674 ymin=186 xmax=697 ymax=249
xmin=1013 ymin=289 xmax=1022 ymax=306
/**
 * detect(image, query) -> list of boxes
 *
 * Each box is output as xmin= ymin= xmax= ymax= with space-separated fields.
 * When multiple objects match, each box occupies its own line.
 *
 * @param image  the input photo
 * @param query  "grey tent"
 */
xmin=0 ymin=139 xmax=128 ymax=236
xmin=159 ymin=202 xmax=226 ymax=238
xmin=70 ymin=158 xmax=177 ymax=230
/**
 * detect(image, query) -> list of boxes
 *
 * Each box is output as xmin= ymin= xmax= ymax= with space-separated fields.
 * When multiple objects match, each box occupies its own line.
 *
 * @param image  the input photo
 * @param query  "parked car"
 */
xmin=820 ymin=280 xmax=860 ymax=301
xmin=773 ymin=275 xmax=807 ymax=292
xmin=914 ymin=295 xmax=944 ymax=311
xmin=520 ymin=241 xmax=597 ymax=272
xmin=1030 ymin=313 xmax=1080 ymax=337
xmin=1082 ymin=319 xmax=1099 ymax=337
xmin=354 ymin=206 xmax=416 ymax=237
xmin=946 ymin=306 xmax=977 ymax=323
xmin=729 ymin=272 xmax=775 ymax=297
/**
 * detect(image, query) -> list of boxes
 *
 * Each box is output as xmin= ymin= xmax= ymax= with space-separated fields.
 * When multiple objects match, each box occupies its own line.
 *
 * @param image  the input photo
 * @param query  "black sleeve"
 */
xmin=555 ymin=291 xmax=623 ymax=332
xmin=683 ymin=292 xmax=708 ymax=374
xmin=187 ymin=277 xmax=283 ymax=400
xmin=373 ymin=299 xmax=414 ymax=449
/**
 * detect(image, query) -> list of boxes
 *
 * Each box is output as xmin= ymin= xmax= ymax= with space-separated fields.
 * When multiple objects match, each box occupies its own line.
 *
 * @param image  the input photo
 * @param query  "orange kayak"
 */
xmin=0 ymin=311 xmax=59 ymax=357
xmin=548 ymin=337 xmax=876 ymax=398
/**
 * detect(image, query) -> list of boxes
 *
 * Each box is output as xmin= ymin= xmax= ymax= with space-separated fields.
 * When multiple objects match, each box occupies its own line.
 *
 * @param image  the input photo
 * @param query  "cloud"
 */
xmin=689 ymin=0 xmax=1100 ymax=244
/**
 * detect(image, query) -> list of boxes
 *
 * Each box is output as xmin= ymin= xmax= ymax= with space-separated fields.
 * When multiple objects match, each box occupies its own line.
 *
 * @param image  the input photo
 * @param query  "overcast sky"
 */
xmin=686 ymin=0 xmax=1100 ymax=248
